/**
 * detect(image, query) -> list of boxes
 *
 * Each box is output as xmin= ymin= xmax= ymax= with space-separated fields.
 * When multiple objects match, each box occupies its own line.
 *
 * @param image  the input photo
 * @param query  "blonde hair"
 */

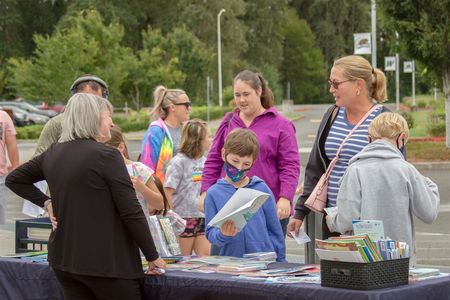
xmin=179 ymin=119 xmax=209 ymax=159
xmin=333 ymin=55 xmax=387 ymax=103
xmin=60 ymin=93 xmax=113 ymax=142
xmin=224 ymin=128 xmax=259 ymax=160
xmin=150 ymin=85 xmax=187 ymax=119
xmin=368 ymin=112 xmax=409 ymax=142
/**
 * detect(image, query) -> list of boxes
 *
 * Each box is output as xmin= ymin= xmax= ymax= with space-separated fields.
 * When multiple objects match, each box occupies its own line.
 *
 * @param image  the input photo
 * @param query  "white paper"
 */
xmin=289 ymin=224 xmax=311 ymax=245
xmin=208 ymin=188 xmax=269 ymax=232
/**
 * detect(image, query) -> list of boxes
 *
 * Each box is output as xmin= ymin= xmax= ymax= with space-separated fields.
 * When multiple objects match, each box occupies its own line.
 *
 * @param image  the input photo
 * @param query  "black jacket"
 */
xmin=6 ymin=139 xmax=159 ymax=279
xmin=294 ymin=104 xmax=392 ymax=220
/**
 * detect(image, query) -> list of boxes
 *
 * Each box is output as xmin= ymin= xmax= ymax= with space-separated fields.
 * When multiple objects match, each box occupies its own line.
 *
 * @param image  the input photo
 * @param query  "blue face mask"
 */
xmin=224 ymin=160 xmax=251 ymax=183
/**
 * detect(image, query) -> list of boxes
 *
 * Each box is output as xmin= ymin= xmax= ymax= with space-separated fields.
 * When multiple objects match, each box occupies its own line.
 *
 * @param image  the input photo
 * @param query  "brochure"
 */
xmin=352 ymin=219 xmax=385 ymax=241
xmin=208 ymin=188 xmax=269 ymax=231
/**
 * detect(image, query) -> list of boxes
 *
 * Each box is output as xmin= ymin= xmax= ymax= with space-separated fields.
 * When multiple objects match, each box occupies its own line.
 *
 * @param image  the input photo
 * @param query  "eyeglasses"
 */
xmin=328 ymin=79 xmax=352 ymax=89
xmin=173 ymin=102 xmax=192 ymax=108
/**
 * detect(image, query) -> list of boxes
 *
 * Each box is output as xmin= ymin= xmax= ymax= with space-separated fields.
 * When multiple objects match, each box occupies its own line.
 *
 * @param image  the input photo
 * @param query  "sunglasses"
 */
xmin=328 ymin=79 xmax=353 ymax=89
xmin=173 ymin=102 xmax=192 ymax=108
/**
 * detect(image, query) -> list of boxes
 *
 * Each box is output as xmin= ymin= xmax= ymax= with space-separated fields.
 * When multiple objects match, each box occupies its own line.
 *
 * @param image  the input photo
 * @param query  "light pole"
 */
xmin=395 ymin=31 xmax=400 ymax=111
xmin=371 ymin=0 xmax=377 ymax=68
xmin=217 ymin=9 xmax=226 ymax=107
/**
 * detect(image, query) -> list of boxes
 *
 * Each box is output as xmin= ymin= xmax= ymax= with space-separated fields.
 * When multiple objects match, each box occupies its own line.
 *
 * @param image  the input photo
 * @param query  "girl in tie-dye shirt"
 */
xmin=165 ymin=119 xmax=212 ymax=256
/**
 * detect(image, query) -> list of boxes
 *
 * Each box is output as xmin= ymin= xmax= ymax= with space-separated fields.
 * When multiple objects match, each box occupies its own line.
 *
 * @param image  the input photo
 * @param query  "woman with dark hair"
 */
xmin=200 ymin=70 xmax=300 ymax=241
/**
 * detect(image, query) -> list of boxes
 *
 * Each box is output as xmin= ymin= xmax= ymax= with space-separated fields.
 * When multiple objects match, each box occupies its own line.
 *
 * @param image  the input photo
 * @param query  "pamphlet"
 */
xmin=208 ymin=188 xmax=269 ymax=231
xmin=290 ymin=223 xmax=311 ymax=245
xmin=352 ymin=220 xmax=385 ymax=241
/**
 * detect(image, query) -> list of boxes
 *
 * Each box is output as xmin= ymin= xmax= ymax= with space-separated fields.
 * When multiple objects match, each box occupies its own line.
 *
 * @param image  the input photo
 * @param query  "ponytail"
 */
xmin=370 ymin=68 xmax=387 ymax=103
xmin=234 ymin=70 xmax=274 ymax=109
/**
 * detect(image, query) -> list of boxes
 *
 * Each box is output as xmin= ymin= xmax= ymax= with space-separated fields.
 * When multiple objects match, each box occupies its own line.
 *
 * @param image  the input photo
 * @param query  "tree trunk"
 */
xmin=134 ymin=83 xmax=141 ymax=122
xmin=444 ymin=66 xmax=450 ymax=147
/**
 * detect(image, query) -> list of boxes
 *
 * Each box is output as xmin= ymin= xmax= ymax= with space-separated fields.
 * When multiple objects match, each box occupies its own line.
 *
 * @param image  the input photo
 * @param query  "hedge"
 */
xmin=17 ymin=106 xmax=233 ymax=139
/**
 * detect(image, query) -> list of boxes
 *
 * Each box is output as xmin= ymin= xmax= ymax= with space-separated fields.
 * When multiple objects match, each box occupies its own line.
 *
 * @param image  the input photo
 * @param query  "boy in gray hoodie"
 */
xmin=326 ymin=112 xmax=440 ymax=265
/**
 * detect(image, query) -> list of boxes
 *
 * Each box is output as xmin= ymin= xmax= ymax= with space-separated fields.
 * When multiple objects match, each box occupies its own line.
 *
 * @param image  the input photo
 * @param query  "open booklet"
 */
xmin=207 ymin=187 xmax=269 ymax=232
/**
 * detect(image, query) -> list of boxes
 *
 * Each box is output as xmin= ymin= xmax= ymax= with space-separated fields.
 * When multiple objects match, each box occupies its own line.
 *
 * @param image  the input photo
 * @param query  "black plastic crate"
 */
xmin=321 ymin=258 xmax=409 ymax=290
xmin=15 ymin=217 xmax=52 ymax=253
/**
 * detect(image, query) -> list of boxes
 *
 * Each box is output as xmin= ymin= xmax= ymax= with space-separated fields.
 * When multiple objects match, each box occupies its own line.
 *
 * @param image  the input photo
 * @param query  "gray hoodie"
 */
xmin=326 ymin=139 xmax=440 ymax=265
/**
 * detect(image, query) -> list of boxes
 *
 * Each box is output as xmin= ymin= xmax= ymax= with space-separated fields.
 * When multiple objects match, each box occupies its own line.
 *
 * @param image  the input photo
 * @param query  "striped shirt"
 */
xmin=325 ymin=106 xmax=383 ymax=207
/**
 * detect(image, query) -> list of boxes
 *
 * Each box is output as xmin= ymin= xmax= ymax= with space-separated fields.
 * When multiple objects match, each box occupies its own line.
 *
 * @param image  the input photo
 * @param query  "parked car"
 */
xmin=36 ymin=102 xmax=65 ymax=113
xmin=0 ymin=100 xmax=58 ymax=118
xmin=0 ymin=106 xmax=29 ymax=127
xmin=2 ymin=105 xmax=49 ymax=125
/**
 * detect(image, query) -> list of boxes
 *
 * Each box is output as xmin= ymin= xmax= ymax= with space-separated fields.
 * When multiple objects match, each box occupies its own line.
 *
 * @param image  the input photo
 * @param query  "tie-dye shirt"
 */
xmin=140 ymin=118 xmax=174 ymax=183
xmin=164 ymin=153 xmax=205 ymax=218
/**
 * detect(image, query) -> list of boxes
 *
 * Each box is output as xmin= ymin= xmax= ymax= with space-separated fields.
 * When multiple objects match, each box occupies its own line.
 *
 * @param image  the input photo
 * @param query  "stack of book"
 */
xmin=409 ymin=267 xmax=441 ymax=280
xmin=243 ymin=251 xmax=277 ymax=263
xmin=315 ymin=235 xmax=383 ymax=263
xmin=375 ymin=239 xmax=409 ymax=260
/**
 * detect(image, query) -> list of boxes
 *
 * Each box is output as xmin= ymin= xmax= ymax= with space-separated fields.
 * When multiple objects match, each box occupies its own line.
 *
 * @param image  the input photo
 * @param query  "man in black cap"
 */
xmin=33 ymin=75 xmax=109 ymax=156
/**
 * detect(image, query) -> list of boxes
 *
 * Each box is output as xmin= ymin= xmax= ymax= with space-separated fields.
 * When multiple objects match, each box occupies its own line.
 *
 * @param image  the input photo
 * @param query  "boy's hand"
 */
xmin=220 ymin=220 xmax=237 ymax=237
xmin=130 ymin=176 xmax=146 ymax=193
xmin=277 ymin=197 xmax=291 ymax=219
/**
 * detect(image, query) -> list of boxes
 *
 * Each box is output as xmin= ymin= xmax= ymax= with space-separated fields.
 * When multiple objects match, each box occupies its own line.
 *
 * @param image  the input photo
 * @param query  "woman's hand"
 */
xmin=146 ymin=257 xmax=166 ymax=275
xmin=287 ymin=218 xmax=302 ymax=237
xmin=47 ymin=203 xmax=58 ymax=231
xmin=276 ymin=197 xmax=291 ymax=220
xmin=220 ymin=220 xmax=237 ymax=237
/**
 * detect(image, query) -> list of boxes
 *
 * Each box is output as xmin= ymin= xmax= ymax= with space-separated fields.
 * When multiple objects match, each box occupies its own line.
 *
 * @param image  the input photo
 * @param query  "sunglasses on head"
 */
xmin=173 ymin=102 xmax=192 ymax=108
xmin=328 ymin=79 xmax=352 ymax=89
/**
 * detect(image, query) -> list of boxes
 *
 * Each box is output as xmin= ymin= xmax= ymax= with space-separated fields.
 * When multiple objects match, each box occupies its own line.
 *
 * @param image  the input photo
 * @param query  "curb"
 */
xmin=413 ymin=162 xmax=450 ymax=170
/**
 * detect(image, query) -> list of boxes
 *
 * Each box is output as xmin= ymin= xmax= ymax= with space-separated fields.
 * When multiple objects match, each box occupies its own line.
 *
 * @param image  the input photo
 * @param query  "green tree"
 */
xmin=122 ymin=28 xmax=185 ymax=110
xmin=8 ymin=10 xmax=134 ymax=106
xmin=291 ymin=0 xmax=371 ymax=70
xmin=0 ymin=0 xmax=67 ymax=59
xmin=380 ymin=0 xmax=450 ymax=145
xmin=280 ymin=9 xmax=326 ymax=104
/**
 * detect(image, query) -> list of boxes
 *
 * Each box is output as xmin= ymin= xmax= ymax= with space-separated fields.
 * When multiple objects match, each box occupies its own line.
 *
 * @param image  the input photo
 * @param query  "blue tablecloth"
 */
xmin=1 ymin=258 xmax=450 ymax=300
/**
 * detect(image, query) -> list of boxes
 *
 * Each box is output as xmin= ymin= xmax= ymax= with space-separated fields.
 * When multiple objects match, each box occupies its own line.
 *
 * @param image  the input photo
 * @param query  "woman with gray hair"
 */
xmin=6 ymin=93 xmax=165 ymax=300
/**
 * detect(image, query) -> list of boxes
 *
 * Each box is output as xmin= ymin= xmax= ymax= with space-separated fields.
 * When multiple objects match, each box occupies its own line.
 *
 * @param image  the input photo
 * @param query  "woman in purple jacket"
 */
xmin=200 ymin=70 xmax=300 ymax=238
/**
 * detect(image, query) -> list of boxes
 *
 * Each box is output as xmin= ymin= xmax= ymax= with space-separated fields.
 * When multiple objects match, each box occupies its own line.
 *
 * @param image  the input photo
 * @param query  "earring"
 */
xmin=356 ymin=89 xmax=360 ymax=96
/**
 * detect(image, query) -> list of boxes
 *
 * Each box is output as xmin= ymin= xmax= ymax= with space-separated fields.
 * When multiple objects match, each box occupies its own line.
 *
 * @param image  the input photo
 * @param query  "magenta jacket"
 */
xmin=201 ymin=107 xmax=300 ymax=213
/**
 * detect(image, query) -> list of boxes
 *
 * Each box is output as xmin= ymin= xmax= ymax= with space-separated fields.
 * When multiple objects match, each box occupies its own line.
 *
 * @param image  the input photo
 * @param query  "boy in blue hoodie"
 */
xmin=204 ymin=129 xmax=286 ymax=262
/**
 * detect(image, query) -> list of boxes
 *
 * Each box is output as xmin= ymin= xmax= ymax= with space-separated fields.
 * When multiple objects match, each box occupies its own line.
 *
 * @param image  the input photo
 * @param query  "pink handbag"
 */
xmin=304 ymin=157 xmax=337 ymax=213
xmin=304 ymin=104 xmax=381 ymax=213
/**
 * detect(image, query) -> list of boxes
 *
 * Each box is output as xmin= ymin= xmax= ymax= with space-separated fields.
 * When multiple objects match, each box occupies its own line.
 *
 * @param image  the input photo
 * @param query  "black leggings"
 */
xmin=53 ymin=268 xmax=142 ymax=300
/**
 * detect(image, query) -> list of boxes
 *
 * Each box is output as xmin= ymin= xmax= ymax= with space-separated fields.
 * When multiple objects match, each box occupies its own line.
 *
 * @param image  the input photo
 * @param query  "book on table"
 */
xmin=207 ymin=188 xmax=269 ymax=232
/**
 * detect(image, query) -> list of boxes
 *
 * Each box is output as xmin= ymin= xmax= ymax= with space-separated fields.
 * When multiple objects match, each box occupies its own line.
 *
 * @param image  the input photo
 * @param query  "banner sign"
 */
xmin=385 ymin=56 xmax=396 ymax=71
xmin=354 ymin=33 xmax=371 ymax=55
xmin=404 ymin=61 xmax=413 ymax=73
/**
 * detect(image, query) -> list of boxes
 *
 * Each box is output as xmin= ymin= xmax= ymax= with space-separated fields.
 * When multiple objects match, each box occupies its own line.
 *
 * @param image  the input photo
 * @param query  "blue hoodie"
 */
xmin=205 ymin=176 xmax=286 ymax=262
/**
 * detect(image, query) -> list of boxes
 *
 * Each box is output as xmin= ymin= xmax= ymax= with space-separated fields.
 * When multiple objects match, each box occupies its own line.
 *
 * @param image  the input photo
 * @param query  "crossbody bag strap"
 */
xmin=324 ymin=104 xmax=382 ymax=177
